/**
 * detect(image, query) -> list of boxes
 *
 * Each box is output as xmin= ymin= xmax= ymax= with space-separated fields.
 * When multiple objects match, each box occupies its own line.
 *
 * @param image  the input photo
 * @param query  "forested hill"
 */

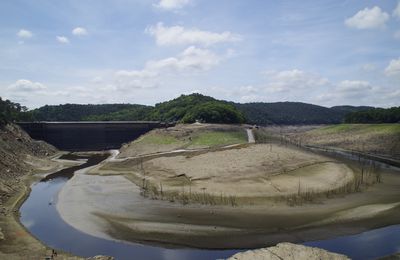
xmin=23 ymin=94 xmax=245 ymax=124
xmin=25 ymin=104 xmax=150 ymax=121
xmin=0 ymin=97 xmax=30 ymax=125
xmin=235 ymin=102 xmax=340 ymax=125
xmin=234 ymin=102 xmax=373 ymax=125
xmin=330 ymin=105 xmax=375 ymax=114
xmin=344 ymin=107 xmax=400 ymax=123
xmin=85 ymin=94 xmax=245 ymax=124
xmin=17 ymin=94 xmax=375 ymax=125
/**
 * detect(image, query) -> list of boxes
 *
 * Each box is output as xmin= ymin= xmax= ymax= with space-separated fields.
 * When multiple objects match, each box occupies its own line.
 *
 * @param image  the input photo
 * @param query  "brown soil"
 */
xmin=94 ymin=124 xmax=355 ymax=205
xmin=56 ymin=124 xmax=400 ymax=249
xmin=0 ymin=123 xmax=85 ymax=259
xmin=260 ymin=125 xmax=400 ymax=160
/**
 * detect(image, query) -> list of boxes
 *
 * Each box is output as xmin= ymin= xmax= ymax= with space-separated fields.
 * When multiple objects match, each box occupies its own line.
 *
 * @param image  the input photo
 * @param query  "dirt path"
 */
xmin=247 ymin=128 xmax=255 ymax=143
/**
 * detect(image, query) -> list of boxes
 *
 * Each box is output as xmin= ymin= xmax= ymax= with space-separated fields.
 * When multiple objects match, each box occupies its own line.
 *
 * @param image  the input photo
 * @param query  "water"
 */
xmin=305 ymin=225 xmax=400 ymax=260
xmin=20 ymin=153 xmax=400 ymax=260
xmin=20 ymin=155 xmax=242 ymax=260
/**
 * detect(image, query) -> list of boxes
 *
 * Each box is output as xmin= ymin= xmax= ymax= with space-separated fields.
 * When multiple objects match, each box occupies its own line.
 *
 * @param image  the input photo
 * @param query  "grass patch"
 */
xmin=137 ymin=133 xmax=182 ymax=145
xmin=190 ymin=130 xmax=247 ymax=146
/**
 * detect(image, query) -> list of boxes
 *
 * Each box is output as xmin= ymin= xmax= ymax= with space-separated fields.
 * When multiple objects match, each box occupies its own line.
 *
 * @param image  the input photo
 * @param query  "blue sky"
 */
xmin=0 ymin=0 xmax=399 ymax=108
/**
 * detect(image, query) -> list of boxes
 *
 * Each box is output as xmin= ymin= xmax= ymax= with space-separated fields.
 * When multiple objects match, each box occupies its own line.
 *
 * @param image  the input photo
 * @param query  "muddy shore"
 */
xmin=54 ymin=124 xmax=400 ymax=249
xmin=57 ymin=156 xmax=400 ymax=249
xmin=0 ymin=152 xmax=87 ymax=259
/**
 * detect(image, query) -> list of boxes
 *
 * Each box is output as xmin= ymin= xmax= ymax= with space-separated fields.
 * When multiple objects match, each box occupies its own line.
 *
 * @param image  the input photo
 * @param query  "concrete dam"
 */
xmin=18 ymin=121 xmax=170 ymax=151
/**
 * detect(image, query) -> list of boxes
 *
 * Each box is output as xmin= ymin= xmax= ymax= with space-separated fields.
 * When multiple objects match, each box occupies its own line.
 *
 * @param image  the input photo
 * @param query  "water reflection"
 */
xmin=304 ymin=224 xmax=400 ymax=260
xmin=20 ymin=157 xmax=241 ymax=260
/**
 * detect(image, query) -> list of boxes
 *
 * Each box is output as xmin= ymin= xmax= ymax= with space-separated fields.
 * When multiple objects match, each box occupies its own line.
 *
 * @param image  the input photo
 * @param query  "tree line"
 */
xmin=3 ymin=94 xmax=397 ymax=125
xmin=345 ymin=107 xmax=400 ymax=123
xmin=0 ymin=97 xmax=32 ymax=125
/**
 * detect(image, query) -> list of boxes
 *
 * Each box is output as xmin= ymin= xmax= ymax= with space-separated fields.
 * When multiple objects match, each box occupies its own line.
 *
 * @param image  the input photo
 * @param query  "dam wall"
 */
xmin=18 ymin=121 xmax=169 ymax=151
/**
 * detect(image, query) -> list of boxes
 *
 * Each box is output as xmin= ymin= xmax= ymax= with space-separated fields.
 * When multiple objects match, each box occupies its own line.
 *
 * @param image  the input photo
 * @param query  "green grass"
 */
xmin=313 ymin=124 xmax=400 ymax=135
xmin=137 ymin=134 xmax=182 ymax=145
xmin=135 ymin=128 xmax=247 ymax=147
xmin=190 ymin=131 xmax=247 ymax=146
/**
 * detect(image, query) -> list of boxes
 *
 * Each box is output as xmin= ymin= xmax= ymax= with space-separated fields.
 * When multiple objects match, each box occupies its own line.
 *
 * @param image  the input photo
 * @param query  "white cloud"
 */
xmin=17 ymin=29 xmax=33 ymax=38
xmin=264 ymin=69 xmax=329 ymax=93
xmin=91 ymin=76 xmax=104 ymax=83
xmin=115 ymin=69 xmax=159 ymax=89
xmin=394 ymin=1 xmax=400 ymax=19
xmin=154 ymin=0 xmax=190 ymax=10
xmin=147 ymin=46 xmax=221 ymax=71
xmin=385 ymin=57 xmax=400 ymax=76
xmin=316 ymin=81 xmax=372 ymax=104
xmin=337 ymin=80 xmax=373 ymax=96
xmin=237 ymin=86 xmax=261 ymax=102
xmin=146 ymin=22 xmax=241 ymax=46
xmin=345 ymin=6 xmax=389 ymax=29
xmin=114 ymin=46 xmax=221 ymax=90
xmin=72 ymin=27 xmax=88 ymax=36
xmin=239 ymin=85 xmax=258 ymax=94
xmin=56 ymin=36 xmax=70 ymax=44
xmin=7 ymin=79 xmax=46 ymax=92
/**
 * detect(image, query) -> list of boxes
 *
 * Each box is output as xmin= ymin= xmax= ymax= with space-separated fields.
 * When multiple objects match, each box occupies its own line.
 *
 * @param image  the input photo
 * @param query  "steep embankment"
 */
xmin=291 ymin=124 xmax=400 ymax=160
xmin=0 ymin=124 xmax=58 ymax=205
xmin=0 ymin=124 xmax=114 ymax=259
xmin=0 ymin=124 xmax=72 ymax=259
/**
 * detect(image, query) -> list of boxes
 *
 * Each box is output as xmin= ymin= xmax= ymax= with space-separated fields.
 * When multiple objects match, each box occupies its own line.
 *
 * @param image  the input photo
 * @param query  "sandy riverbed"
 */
xmin=93 ymin=143 xmax=355 ymax=204
xmin=55 ymin=124 xmax=400 ymax=249
xmin=57 ymin=161 xmax=400 ymax=248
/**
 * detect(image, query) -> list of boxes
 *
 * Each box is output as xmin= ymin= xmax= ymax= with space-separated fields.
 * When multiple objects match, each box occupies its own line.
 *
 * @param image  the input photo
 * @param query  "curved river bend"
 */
xmin=20 ymin=153 xmax=400 ymax=260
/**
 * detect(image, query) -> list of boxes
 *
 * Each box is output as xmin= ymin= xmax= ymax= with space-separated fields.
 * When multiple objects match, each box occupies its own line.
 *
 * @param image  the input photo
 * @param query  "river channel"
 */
xmin=20 ymin=152 xmax=400 ymax=260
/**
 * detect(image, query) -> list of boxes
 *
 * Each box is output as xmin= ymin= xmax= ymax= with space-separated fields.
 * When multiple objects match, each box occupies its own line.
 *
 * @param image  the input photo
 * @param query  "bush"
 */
xmin=182 ymin=101 xmax=245 ymax=124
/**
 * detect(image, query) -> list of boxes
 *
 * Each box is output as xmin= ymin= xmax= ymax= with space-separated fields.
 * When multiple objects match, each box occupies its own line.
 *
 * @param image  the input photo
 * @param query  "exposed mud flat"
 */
xmin=94 ymin=143 xmax=355 ymax=205
xmin=57 ymin=160 xmax=400 ymax=248
xmin=54 ymin=124 xmax=400 ymax=249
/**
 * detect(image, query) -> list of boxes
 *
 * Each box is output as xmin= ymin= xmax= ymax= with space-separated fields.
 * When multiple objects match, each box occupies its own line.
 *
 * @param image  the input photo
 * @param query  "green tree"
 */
xmin=182 ymin=102 xmax=245 ymax=124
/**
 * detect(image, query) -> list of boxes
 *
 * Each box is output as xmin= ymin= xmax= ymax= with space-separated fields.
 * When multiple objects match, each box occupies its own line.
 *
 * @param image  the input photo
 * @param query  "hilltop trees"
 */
xmin=182 ymin=101 xmax=245 ymax=124
xmin=0 ymin=97 xmax=30 ymax=125
xmin=26 ymin=103 xmax=142 ymax=121
xmin=147 ymin=94 xmax=245 ymax=124
xmin=345 ymin=107 xmax=400 ymax=123
xmin=17 ymin=94 xmax=246 ymax=124
xmin=6 ymin=93 xmax=388 ymax=125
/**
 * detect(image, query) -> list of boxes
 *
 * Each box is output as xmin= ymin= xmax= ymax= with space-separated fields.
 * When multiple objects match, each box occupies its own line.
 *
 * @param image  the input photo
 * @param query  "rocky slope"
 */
xmin=0 ymin=124 xmax=57 ymax=206
xmin=228 ymin=242 xmax=350 ymax=260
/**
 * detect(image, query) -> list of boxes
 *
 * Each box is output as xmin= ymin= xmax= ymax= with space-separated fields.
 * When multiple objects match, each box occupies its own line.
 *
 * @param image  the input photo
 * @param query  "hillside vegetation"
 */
xmin=10 ymin=93 xmax=376 ymax=125
xmin=235 ymin=102 xmax=372 ymax=125
xmin=23 ymin=94 xmax=245 ymax=124
xmin=0 ymin=97 xmax=31 ymax=124
xmin=147 ymin=94 xmax=245 ymax=123
xmin=25 ymin=103 xmax=149 ymax=121
xmin=345 ymin=106 xmax=400 ymax=123
xmin=117 ymin=123 xmax=247 ymax=158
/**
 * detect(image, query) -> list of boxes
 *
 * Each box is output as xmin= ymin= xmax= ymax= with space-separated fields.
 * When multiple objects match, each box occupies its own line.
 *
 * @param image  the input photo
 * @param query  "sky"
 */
xmin=0 ymin=0 xmax=399 ymax=109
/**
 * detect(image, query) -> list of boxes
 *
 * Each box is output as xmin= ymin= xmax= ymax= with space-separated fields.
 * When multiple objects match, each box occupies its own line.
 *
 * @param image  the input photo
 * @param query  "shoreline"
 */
xmin=304 ymin=144 xmax=400 ymax=168
xmin=56 ymin=160 xmax=400 ymax=249
xmin=0 ymin=151 xmax=86 ymax=259
xmin=12 ymin=136 xmax=400 ymax=257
